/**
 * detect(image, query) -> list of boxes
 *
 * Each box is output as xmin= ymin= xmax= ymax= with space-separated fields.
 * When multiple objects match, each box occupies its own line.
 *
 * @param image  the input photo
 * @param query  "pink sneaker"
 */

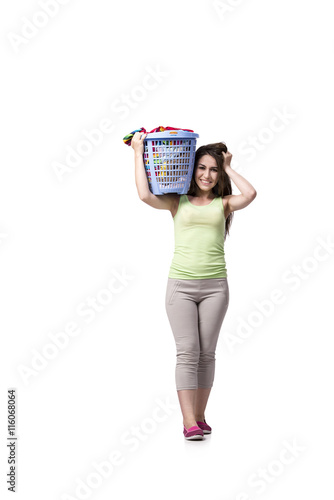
xmin=183 ymin=425 xmax=204 ymax=440
xmin=196 ymin=420 xmax=212 ymax=434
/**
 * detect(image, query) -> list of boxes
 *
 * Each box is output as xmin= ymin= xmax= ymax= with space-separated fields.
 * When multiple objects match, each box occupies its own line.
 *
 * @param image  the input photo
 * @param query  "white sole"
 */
xmin=184 ymin=434 xmax=204 ymax=440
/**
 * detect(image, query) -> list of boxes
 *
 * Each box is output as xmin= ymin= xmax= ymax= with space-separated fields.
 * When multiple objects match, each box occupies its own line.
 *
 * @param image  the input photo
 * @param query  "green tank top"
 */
xmin=168 ymin=194 xmax=227 ymax=279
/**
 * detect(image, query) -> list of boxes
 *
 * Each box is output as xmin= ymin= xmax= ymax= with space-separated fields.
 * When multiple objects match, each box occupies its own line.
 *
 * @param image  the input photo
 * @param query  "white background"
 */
xmin=1 ymin=0 xmax=333 ymax=498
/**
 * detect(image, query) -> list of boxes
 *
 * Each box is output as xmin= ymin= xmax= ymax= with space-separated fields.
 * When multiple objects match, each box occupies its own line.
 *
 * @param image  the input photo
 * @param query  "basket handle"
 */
xmin=123 ymin=126 xmax=194 ymax=146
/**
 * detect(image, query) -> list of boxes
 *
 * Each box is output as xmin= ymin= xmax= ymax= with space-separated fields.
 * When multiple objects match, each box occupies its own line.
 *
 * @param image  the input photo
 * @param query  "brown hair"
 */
xmin=187 ymin=141 xmax=234 ymax=240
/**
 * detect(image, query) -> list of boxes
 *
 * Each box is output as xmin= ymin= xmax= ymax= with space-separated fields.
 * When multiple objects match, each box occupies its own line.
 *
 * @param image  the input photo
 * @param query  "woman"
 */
xmin=132 ymin=131 xmax=257 ymax=440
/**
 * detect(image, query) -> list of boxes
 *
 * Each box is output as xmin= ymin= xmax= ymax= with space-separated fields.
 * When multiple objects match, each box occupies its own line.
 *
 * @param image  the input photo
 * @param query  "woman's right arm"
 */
xmin=132 ymin=132 xmax=178 ymax=213
xmin=133 ymin=133 xmax=150 ymax=200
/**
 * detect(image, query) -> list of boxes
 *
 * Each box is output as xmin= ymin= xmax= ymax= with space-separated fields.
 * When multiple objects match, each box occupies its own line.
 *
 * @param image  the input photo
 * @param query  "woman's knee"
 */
xmin=176 ymin=348 xmax=200 ymax=363
xmin=198 ymin=351 xmax=215 ymax=365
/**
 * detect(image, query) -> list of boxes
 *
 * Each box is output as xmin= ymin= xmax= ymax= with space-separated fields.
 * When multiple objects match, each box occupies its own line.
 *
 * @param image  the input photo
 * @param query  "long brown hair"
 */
xmin=187 ymin=141 xmax=234 ymax=240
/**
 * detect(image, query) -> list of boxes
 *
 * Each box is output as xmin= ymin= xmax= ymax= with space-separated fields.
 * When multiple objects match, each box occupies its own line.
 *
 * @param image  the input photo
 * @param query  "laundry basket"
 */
xmin=143 ymin=130 xmax=199 ymax=195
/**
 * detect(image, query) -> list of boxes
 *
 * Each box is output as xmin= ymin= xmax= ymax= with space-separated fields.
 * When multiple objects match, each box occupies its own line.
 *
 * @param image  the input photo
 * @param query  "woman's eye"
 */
xmin=198 ymin=166 xmax=217 ymax=171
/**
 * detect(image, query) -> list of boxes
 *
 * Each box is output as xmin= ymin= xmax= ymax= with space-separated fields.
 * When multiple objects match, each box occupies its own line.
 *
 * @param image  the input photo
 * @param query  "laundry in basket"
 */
xmin=123 ymin=126 xmax=199 ymax=195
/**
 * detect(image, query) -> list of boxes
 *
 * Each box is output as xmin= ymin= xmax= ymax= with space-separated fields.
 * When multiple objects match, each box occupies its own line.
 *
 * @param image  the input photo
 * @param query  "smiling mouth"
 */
xmin=200 ymin=180 xmax=211 ymax=184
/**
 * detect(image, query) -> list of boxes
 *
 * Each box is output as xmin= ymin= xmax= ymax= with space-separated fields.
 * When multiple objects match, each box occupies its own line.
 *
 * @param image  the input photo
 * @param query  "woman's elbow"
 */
xmin=250 ymin=190 xmax=257 ymax=200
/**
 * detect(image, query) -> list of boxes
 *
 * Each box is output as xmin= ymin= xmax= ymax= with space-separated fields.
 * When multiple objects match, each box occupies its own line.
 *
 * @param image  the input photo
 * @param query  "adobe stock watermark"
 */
xmin=223 ymin=234 xmax=334 ymax=353
xmin=224 ymin=437 xmax=307 ymax=499
xmin=51 ymin=64 xmax=168 ymax=183
xmin=60 ymin=395 xmax=178 ymax=500
xmin=7 ymin=0 xmax=72 ymax=53
xmin=17 ymin=267 xmax=134 ymax=386
xmin=213 ymin=0 xmax=247 ymax=21
xmin=231 ymin=106 xmax=296 ymax=173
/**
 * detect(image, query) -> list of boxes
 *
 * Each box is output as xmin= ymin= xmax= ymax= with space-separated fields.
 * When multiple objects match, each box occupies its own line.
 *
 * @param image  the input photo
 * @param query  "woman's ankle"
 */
xmin=183 ymin=418 xmax=198 ymax=429
xmin=195 ymin=415 xmax=205 ymax=422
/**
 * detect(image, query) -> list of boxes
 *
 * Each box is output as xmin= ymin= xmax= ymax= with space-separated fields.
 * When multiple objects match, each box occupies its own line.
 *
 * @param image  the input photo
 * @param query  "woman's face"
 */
xmin=194 ymin=155 xmax=219 ymax=193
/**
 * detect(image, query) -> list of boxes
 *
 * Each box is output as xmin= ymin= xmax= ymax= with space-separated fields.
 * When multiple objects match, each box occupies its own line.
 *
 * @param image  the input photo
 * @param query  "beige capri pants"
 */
xmin=165 ymin=277 xmax=229 ymax=391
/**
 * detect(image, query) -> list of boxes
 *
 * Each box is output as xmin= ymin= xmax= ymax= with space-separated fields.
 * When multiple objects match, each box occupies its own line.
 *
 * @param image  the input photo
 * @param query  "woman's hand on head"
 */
xmin=131 ymin=131 xmax=147 ymax=154
xmin=222 ymin=150 xmax=233 ymax=169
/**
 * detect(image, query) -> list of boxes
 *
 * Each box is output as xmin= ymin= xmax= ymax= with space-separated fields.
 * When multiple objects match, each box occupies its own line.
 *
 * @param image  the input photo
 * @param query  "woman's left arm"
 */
xmin=222 ymin=151 xmax=257 ymax=214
